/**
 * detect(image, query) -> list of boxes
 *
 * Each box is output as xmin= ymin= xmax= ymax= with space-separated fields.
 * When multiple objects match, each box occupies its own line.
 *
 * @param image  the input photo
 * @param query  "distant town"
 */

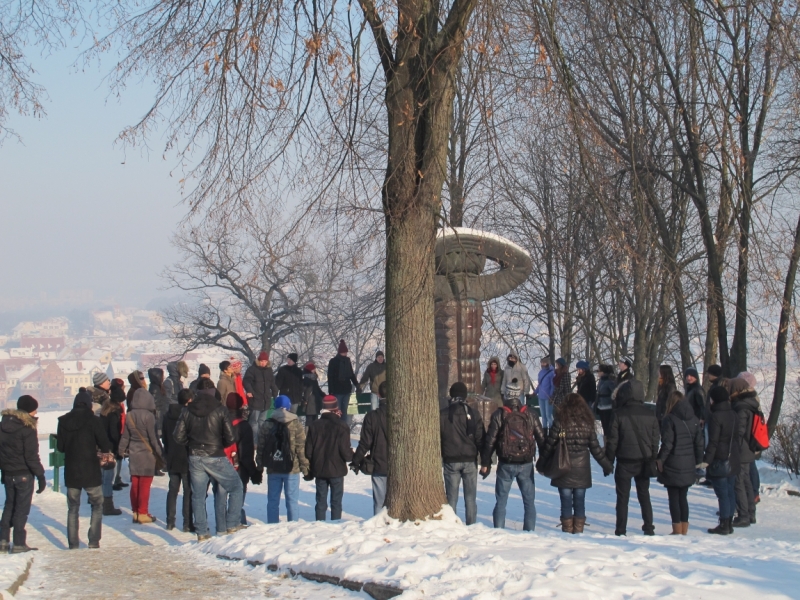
xmin=0 ymin=308 xmax=230 ymax=410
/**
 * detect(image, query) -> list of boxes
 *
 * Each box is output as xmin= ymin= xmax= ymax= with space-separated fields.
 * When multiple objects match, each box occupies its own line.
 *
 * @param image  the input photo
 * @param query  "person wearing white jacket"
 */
xmin=500 ymin=353 xmax=532 ymax=405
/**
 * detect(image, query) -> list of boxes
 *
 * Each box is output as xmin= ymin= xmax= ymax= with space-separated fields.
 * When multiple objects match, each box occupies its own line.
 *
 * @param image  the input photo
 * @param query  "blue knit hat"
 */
xmin=576 ymin=360 xmax=590 ymax=371
xmin=274 ymin=395 xmax=292 ymax=410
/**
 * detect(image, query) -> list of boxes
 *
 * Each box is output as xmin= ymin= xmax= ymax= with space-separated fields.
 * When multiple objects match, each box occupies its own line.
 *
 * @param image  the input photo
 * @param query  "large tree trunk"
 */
xmin=768 ymin=214 xmax=800 ymax=436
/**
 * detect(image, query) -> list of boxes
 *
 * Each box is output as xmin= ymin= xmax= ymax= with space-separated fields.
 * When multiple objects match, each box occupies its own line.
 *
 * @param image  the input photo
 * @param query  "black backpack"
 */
xmin=498 ymin=407 xmax=535 ymax=462
xmin=262 ymin=419 xmax=294 ymax=473
xmin=497 ymin=406 xmax=536 ymax=462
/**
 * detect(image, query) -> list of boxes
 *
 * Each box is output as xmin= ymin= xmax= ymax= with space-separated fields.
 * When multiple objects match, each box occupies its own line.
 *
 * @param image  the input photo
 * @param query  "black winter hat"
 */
xmin=73 ymin=389 xmax=94 ymax=410
xmin=709 ymin=386 xmax=730 ymax=405
xmin=707 ymin=364 xmax=723 ymax=378
xmin=110 ymin=385 xmax=126 ymax=404
xmin=198 ymin=363 xmax=211 ymax=376
xmin=684 ymin=367 xmax=699 ymax=380
xmin=288 ymin=353 xmax=299 ymax=363
xmin=17 ymin=395 xmax=38 ymax=414
xmin=450 ymin=382 xmax=468 ymax=399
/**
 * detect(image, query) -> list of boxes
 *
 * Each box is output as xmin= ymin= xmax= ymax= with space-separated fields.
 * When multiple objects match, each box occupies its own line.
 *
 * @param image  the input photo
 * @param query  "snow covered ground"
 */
xmin=3 ymin=437 xmax=799 ymax=598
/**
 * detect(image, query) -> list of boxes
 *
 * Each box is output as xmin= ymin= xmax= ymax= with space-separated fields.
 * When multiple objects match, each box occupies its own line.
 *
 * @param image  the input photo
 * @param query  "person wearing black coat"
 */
xmin=305 ymin=395 xmax=354 ymax=520
xmin=225 ymin=392 xmax=259 ymax=526
xmin=243 ymin=352 xmax=279 ymax=438
xmin=163 ymin=390 xmax=193 ymax=532
xmin=702 ymin=386 xmax=742 ymax=535
xmin=275 ymin=353 xmax=304 ymax=413
xmin=440 ymin=382 xmax=484 ymax=526
xmin=327 ymin=340 xmax=359 ymax=424
xmin=301 ymin=362 xmax=324 ymax=420
xmin=575 ymin=361 xmax=596 ymax=410
xmin=656 ymin=394 xmax=703 ymax=535
xmin=0 ymin=396 xmax=45 ymax=553
xmin=479 ymin=392 xmax=545 ymax=532
xmin=595 ymin=366 xmax=616 ymax=440
xmin=57 ymin=389 xmax=113 ymax=549
xmin=683 ymin=369 xmax=707 ymax=424
xmin=605 ymin=379 xmax=660 ymax=536
xmin=540 ymin=393 xmax=612 ymax=534
xmin=729 ymin=378 xmax=760 ymax=528
xmin=351 ymin=382 xmax=389 ymax=515
xmin=98 ymin=387 xmax=124 ymax=516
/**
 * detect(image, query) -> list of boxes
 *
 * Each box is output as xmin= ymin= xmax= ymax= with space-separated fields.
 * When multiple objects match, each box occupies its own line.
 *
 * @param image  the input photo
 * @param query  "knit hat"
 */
xmin=449 ymin=382 xmax=468 ymax=399
xmin=555 ymin=357 xmax=567 ymax=367
xmin=257 ymin=351 xmax=269 ymax=362
xmin=707 ymin=364 xmax=723 ymax=378
xmin=709 ymin=386 xmax=730 ymax=405
xmin=73 ymin=389 xmax=94 ymax=410
xmin=322 ymin=395 xmax=338 ymax=410
xmin=93 ymin=372 xmax=110 ymax=387
xmin=376 ymin=350 xmax=384 ymax=358
xmin=684 ymin=367 xmax=699 ymax=380
xmin=576 ymin=360 xmax=590 ymax=371
xmin=338 ymin=339 xmax=349 ymax=354
xmin=737 ymin=371 xmax=757 ymax=389
xmin=620 ymin=356 xmax=633 ymax=368
xmin=288 ymin=353 xmax=299 ymax=363
xmin=304 ymin=361 xmax=316 ymax=372
xmin=274 ymin=395 xmax=292 ymax=410
xmin=112 ymin=378 xmax=125 ymax=388
xmin=198 ymin=363 xmax=211 ymax=376
xmin=110 ymin=386 xmax=126 ymax=404
xmin=226 ymin=392 xmax=244 ymax=411
xmin=17 ymin=395 xmax=38 ymax=414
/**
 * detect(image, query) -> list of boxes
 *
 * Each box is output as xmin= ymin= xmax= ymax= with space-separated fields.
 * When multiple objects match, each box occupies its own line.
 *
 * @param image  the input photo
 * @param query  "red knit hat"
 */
xmin=304 ymin=361 xmax=316 ymax=372
xmin=257 ymin=351 xmax=269 ymax=362
xmin=337 ymin=339 xmax=348 ymax=354
xmin=322 ymin=395 xmax=338 ymax=410
xmin=226 ymin=392 xmax=244 ymax=411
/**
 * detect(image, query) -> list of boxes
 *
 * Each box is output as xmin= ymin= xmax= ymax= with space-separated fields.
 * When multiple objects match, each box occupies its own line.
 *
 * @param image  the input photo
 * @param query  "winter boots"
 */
xmin=670 ymin=523 xmax=682 ymax=535
xmin=136 ymin=513 xmax=156 ymax=524
xmin=0 ymin=541 xmax=8 ymax=553
xmin=560 ymin=517 xmax=574 ymax=533
xmin=103 ymin=497 xmax=122 ymax=516
xmin=11 ymin=545 xmax=37 ymax=553
xmin=732 ymin=515 xmax=751 ymax=528
xmin=708 ymin=518 xmax=732 ymax=535
xmin=681 ymin=522 xmax=689 ymax=535
xmin=573 ymin=517 xmax=586 ymax=534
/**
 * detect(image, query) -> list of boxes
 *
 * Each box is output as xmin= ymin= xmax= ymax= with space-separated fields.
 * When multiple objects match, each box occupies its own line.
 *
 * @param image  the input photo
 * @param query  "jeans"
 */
xmin=558 ymin=487 xmax=586 ymax=519
xmin=750 ymin=461 xmax=760 ymax=496
xmin=735 ymin=461 xmax=756 ymax=520
xmin=114 ymin=459 xmax=123 ymax=484
xmin=211 ymin=480 xmax=227 ymax=533
xmin=711 ymin=475 xmax=738 ymax=519
xmin=130 ymin=475 xmax=154 ymax=514
xmin=167 ymin=472 xmax=192 ymax=528
xmin=1 ymin=474 xmax=35 ymax=546
xmin=666 ymin=486 xmax=689 ymax=522
xmin=102 ymin=468 xmax=115 ymax=497
xmin=493 ymin=462 xmax=536 ymax=530
xmin=248 ymin=409 xmax=268 ymax=443
xmin=67 ymin=486 xmax=103 ymax=548
xmin=614 ymin=472 xmax=654 ymax=534
xmin=539 ymin=397 xmax=553 ymax=429
xmin=315 ymin=477 xmax=344 ymax=520
xmin=443 ymin=461 xmax=478 ymax=525
xmin=267 ymin=473 xmax=300 ymax=523
xmin=334 ymin=394 xmax=351 ymax=423
xmin=371 ymin=475 xmax=387 ymax=515
xmin=188 ymin=456 xmax=244 ymax=536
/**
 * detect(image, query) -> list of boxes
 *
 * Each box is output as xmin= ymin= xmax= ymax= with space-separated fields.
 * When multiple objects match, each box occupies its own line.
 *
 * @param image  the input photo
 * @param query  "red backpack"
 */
xmin=750 ymin=411 xmax=769 ymax=452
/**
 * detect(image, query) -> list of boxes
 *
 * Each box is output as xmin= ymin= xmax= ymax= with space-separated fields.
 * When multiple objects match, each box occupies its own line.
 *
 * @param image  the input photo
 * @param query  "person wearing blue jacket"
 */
xmin=536 ymin=358 xmax=556 ymax=430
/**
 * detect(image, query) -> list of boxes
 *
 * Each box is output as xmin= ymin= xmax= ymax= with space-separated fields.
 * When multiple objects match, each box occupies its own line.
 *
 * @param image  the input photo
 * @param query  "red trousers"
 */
xmin=130 ymin=476 xmax=154 ymax=514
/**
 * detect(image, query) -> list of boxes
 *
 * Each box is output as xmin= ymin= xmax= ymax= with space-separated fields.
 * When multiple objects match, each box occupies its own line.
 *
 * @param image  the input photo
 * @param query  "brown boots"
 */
xmin=561 ymin=517 xmax=586 ymax=534
xmin=561 ymin=517 xmax=574 ymax=533
xmin=573 ymin=517 xmax=586 ymax=533
xmin=671 ymin=522 xmax=690 ymax=535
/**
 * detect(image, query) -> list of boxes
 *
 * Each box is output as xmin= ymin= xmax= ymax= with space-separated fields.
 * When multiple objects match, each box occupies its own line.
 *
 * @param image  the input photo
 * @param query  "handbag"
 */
xmin=707 ymin=424 xmax=735 ymax=478
xmin=97 ymin=451 xmax=117 ymax=470
xmin=128 ymin=414 xmax=166 ymax=471
xmin=628 ymin=416 xmax=658 ymax=478
xmin=536 ymin=430 xmax=571 ymax=479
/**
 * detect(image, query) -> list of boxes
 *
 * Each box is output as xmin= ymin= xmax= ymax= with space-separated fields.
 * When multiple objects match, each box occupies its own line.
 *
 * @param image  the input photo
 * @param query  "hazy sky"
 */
xmin=0 ymin=42 xmax=186 ymax=312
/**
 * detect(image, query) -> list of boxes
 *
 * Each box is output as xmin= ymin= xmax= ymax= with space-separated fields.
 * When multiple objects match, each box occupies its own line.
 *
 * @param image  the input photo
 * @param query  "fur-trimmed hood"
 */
xmin=100 ymin=398 xmax=122 ymax=417
xmin=1 ymin=409 xmax=38 ymax=431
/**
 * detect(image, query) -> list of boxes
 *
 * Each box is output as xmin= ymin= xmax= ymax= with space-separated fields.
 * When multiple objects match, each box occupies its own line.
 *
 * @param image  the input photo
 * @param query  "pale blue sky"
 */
xmin=0 ymin=42 xmax=185 ymax=312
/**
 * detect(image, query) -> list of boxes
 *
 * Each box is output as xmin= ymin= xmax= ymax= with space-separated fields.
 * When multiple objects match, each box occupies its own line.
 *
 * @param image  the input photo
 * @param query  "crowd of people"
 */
xmin=0 ymin=343 xmax=765 ymax=551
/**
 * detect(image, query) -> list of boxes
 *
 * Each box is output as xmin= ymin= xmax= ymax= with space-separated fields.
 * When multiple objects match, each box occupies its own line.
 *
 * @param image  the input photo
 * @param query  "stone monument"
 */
xmin=434 ymin=227 xmax=532 ymax=403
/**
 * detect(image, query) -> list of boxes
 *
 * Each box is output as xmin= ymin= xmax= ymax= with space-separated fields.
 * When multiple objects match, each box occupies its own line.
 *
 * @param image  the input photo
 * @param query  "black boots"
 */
xmin=732 ymin=515 xmax=751 ymax=528
xmin=708 ymin=517 xmax=733 ymax=535
xmin=103 ymin=496 xmax=122 ymax=516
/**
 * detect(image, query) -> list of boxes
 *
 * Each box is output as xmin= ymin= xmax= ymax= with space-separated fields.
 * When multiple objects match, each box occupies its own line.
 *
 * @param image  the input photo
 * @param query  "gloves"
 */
xmin=349 ymin=462 xmax=360 ymax=475
xmin=696 ymin=462 xmax=708 ymax=470
xmin=479 ymin=466 xmax=491 ymax=480
xmin=303 ymin=473 xmax=314 ymax=482
xmin=602 ymin=465 xmax=613 ymax=477
xmin=36 ymin=475 xmax=46 ymax=494
xmin=251 ymin=469 xmax=263 ymax=486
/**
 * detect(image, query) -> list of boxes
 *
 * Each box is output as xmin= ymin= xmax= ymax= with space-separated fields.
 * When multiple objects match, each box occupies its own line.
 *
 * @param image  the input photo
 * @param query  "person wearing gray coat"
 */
xmin=500 ymin=353 xmax=531 ymax=404
xmin=119 ymin=388 xmax=164 ymax=524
